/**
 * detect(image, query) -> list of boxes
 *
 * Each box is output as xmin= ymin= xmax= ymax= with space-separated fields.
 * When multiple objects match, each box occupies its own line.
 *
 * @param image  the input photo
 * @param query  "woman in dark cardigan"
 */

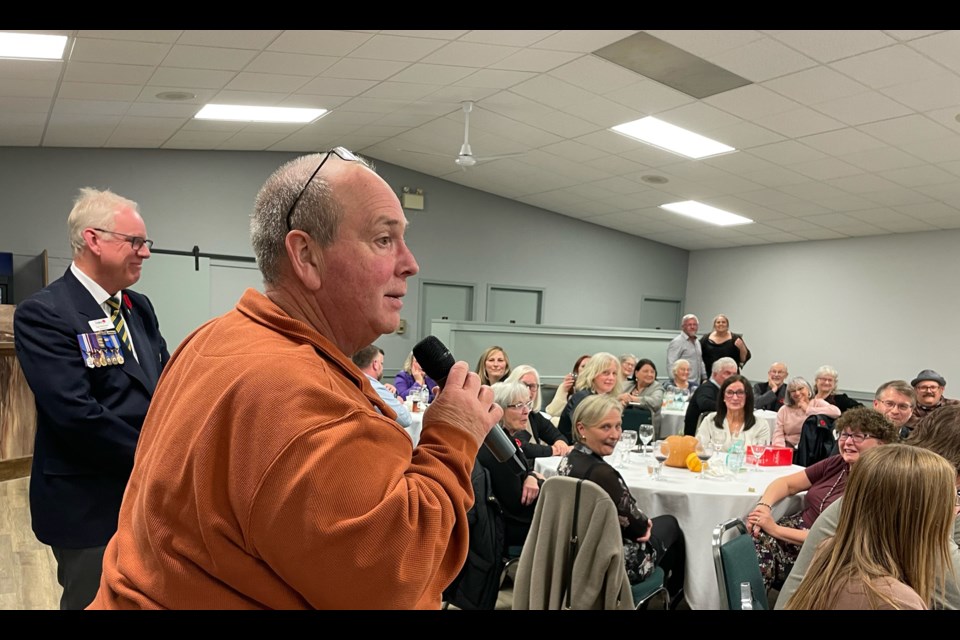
xmin=505 ymin=365 xmax=572 ymax=463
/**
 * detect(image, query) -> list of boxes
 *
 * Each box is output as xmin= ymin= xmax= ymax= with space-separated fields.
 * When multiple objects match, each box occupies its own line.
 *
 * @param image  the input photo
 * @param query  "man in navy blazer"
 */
xmin=14 ymin=187 xmax=169 ymax=609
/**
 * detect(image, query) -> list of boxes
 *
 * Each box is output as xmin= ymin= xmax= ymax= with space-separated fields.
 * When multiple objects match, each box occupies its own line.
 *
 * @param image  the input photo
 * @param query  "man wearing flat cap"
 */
xmin=905 ymin=369 xmax=960 ymax=433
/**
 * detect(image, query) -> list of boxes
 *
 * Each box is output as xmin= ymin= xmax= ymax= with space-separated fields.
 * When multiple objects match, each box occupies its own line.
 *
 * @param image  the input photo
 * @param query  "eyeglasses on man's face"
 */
xmin=837 ymin=431 xmax=875 ymax=444
xmin=878 ymin=399 xmax=912 ymax=413
xmin=93 ymin=228 xmax=153 ymax=252
xmin=506 ymin=400 xmax=533 ymax=411
xmin=285 ymin=147 xmax=358 ymax=231
xmin=916 ymin=384 xmax=942 ymax=393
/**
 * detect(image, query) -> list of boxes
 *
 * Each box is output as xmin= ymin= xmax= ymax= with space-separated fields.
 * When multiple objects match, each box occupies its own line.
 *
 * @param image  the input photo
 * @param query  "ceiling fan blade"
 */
xmin=473 ymin=151 xmax=526 ymax=163
xmin=396 ymin=147 xmax=450 ymax=159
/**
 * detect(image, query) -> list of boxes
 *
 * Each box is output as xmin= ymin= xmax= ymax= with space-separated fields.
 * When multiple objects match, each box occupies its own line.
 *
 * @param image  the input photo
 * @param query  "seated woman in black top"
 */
xmin=505 ymin=364 xmax=572 ymax=462
xmin=477 ymin=381 xmax=545 ymax=547
xmin=557 ymin=351 xmax=622 ymax=442
xmin=557 ymin=394 xmax=686 ymax=606
xmin=812 ymin=365 xmax=862 ymax=413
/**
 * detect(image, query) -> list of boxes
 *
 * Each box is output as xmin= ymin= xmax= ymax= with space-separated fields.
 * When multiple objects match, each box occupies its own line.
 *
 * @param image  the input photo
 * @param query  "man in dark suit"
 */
xmin=14 ymin=187 xmax=169 ymax=609
xmin=683 ymin=357 xmax=737 ymax=436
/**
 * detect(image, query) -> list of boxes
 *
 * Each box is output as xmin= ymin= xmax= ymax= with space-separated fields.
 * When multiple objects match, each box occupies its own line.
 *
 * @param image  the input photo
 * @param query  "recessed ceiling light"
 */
xmin=660 ymin=200 xmax=753 ymax=226
xmin=0 ymin=32 xmax=67 ymax=60
xmin=156 ymin=91 xmax=196 ymax=101
xmin=194 ymin=104 xmax=328 ymax=124
xmin=612 ymin=116 xmax=735 ymax=159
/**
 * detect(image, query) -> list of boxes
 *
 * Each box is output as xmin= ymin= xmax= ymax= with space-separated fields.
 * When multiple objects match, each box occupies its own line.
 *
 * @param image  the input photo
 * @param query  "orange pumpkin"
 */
xmin=664 ymin=435 xmax=699 ymax=468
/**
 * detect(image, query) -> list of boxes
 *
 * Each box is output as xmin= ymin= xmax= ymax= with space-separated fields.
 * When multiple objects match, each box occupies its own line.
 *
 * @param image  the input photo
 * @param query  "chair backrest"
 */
xmin=621 ymin=405 xmax=653 ymax=432
xmin=712 ymin=518 xmax=769 ymax=610
xmin=512 ymin=476 xmax=633 ymax=610
xmin=792 ymin=413 xmax=838 ymax=467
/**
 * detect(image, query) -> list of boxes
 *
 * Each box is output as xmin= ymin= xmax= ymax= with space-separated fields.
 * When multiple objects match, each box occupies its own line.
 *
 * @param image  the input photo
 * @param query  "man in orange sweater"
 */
xmin=89 ymin=148 xmax=501 ymax=609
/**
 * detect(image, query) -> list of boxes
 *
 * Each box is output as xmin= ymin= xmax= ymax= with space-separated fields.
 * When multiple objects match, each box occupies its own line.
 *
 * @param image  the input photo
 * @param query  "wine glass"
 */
xmin=617 ymin=431 xmax=637 ymax=468
xmin=653 ymin=440 xmax=670 ymax=481
xmin=749 ymin=442 xmax=768 ymax=472
xmin=638 ymin=424 xmax=655 ymax=455
xmin=695 ymin=439 xmax=715 ymax=480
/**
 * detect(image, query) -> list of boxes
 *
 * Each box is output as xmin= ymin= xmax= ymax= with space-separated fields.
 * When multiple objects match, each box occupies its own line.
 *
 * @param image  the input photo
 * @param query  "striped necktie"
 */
xmin=106 ymin=296 xmax=133 ymax=354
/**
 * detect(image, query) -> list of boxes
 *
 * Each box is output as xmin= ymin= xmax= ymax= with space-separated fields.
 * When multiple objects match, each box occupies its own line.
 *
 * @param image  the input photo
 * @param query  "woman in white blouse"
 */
xmin=697 ymin=375 xmax=770 ymax=450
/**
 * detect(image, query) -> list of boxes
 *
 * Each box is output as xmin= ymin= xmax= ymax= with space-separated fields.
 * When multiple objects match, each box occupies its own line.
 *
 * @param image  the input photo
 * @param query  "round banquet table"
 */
xmin=535 ymin=453 xmax=804 ymax=610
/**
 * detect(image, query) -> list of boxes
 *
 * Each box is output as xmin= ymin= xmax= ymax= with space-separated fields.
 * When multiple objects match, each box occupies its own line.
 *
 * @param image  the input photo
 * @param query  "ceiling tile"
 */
xmin=390 ymin=63 xmax=475 ymax=85
xmin=71 ymin=37 xmax=171 ymax=65
xmin=58 ymin=82 xmax=141 ymax=101
xmin=530 ymin=30 xmax=639 ymax=53
xmin=267 ymin=30 xmax=373 ymax=56
xmin=244 ymin=52 xmax=337 ymax=77
xmin=489 ymin=48 xmax=580 ymax=73
xmin=754 ymin=107 xmax=844 ymax=138
xmin=830 ymin=44 xmax=946 ymax=89
xmin=762 ymin=66 xmax=868 ymax=104
xmin=812 ymin=90 xmax=913 ymax=126
xmin=548 ymin=55 xmax=640 ymax=94
xmin=459 ymin=30 xmax=558 ymax=47
xmin=709 ymin=37 xmax=817 ymax=82
xmin=162 ymin=45 xmax=258 ymax=71
xmin=704 ymin=83 xmax=802 ymax=120
xmin=421 ymin=42 xmax=518 ymax=67
xmin=321 ymin=58 xmax=409 ymax=81
xmin=349 ymin=34 xmax=448 ymax=62
xmin=64 ymin=61 xmax=153 ymax=85
xmin=880 ymin=73 xmax=960 ymax=111
xmin=0 ymin=59 xmax=62 ymax=81
xmin=764 ymin=30 xmax=896 ymax=63
xmin=147 ymin=67 xmax=235 ymax=90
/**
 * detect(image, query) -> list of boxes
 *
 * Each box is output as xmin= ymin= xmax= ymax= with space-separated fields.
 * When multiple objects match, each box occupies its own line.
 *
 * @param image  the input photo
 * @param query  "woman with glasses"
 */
xmin=773 ymin=377 xmax=841 ymax=448
xmin=746 ymin=407 xmax=899 ymax=592
xmin=557 ymin=352 xmax=623 ymax=443
xmin=784 ymin=445 xmax=956 ymax=610
xmin=477 ymin=381 xmax=545 ymax=547
xmin=696 ymin=375 xmax=769 ymax=450
xmin=504 ymin=365 xmax=572 ymax=461
xmin=812 ymin=365 xmax=862 ymax=413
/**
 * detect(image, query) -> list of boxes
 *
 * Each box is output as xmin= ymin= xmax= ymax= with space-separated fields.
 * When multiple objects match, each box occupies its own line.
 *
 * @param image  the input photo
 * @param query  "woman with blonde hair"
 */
xmin=475 ymin=345 xmax=511 ymax=386
xmin=556 ymin=352 xmax=621 ymax=442
xmin=784 ymin=444 xmax=956 ymax=610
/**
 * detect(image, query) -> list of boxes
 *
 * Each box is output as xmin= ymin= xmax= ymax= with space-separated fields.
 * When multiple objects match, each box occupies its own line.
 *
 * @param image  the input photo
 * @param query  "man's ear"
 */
xmin=82 ymin=228 xmax=102 ymax=255
xmin=285 ymin=231 xmax=323 ymax=290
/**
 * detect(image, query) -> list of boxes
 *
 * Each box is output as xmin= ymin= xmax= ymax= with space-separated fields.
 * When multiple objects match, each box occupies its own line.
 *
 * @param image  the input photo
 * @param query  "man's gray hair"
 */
xmin=875 ymin=379 xmax=916 ymax=405
xmin=67 ymin=187 xmax=139 ymax=256
xmin=712 ymin=356 xmax=737 ymax=374
xmin=681 ymin=313 xmax=699 ymax=324
xmin=250 ymin=151 xmax=372 ymax=285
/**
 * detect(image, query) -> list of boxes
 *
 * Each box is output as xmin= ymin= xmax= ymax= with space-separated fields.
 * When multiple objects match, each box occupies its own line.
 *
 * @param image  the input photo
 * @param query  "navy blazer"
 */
xmin=14 ymin=267 xmax=169 ymax=548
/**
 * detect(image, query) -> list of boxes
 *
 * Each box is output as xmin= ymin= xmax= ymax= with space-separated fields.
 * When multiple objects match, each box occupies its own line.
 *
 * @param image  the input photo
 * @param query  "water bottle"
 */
xmin=726 ymin=439 xmax=746 ymax=474
xmin=740 ymin=582 xmax=753 ymax=610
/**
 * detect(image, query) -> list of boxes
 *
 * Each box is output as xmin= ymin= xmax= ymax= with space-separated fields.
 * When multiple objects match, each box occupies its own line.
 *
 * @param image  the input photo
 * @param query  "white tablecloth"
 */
xmin=535 ymin=454 xmax=804 ymax=610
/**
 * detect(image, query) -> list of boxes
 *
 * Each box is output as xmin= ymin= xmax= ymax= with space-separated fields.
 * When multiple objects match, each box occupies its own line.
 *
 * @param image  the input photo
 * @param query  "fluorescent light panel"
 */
xmin=0 ymin=32 xmax=67 ymax=59
xmin=194 ymin=104 xmax=327 ymax=124
xmin=611 ymin=116 xmax=735 ymax=159
xmin=660 ymin=201 xmax=753 ymax=226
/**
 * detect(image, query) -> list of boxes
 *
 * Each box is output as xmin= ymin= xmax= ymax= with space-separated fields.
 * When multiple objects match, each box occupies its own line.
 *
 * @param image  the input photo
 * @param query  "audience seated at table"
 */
xmin=544 ymin=354 xmax=590 ymax=424
xmin=617 ymin=358 xmax=664 ymax=433
xmin=696 ymin=375 xmax=770 ymax=450
xmin=505 ymin=365 xmax=572 ymax=462
xmin=663 ymin=358 xmax=698 ymax=396
xmin=773 ymin=377 xmax=841 ymax=448
xmin=746 ymin=407 xmax=898 ymax=592
xmin=783 ymin=444 xmax=955 ymax=610
xmin=476 ymin=345 xmax=511 ymax=386
xmin=557 ymin=352 xmax=622 ymax=443
xmin=812 ymin=365 xmax=862 ymax=413
xmin=777 ymin=405 xmax=960 ymax=610
xmin=478 ymin=381 xmax=544 ymax=547
xmin=557 ymin=394 xmax=686 ymax=607
xmin=394 ymin=351 xmax=437 ymax=402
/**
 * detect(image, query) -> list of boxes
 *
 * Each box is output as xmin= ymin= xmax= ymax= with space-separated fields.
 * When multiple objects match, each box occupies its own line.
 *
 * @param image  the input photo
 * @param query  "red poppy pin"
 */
xmin=514 ymin=437 xmax=523 ymax=449
xmin=122 ymin=293 xmax=132 ymax=310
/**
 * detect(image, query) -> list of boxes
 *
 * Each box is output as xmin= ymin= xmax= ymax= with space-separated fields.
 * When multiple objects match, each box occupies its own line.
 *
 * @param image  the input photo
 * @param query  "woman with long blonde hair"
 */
xmin=785 ymin=444 xmax=956 ymax=610
xmin=556 ymin=352 xmax=622 ymax=442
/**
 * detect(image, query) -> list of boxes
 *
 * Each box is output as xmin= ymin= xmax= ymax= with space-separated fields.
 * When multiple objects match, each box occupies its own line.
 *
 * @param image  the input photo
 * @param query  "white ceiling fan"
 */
xmin=398 ymin=101 xmax=525 ymax=170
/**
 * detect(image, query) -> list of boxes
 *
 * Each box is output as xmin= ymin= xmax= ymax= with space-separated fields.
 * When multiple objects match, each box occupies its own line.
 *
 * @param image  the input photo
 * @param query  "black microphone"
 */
xmin=413 ymin=335 xmax=526 ymax=473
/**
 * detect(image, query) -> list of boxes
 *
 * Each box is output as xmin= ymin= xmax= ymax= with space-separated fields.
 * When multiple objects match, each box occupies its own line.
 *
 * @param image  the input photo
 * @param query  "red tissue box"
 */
xmin=746 ymin=446 xmax=793 ymax=467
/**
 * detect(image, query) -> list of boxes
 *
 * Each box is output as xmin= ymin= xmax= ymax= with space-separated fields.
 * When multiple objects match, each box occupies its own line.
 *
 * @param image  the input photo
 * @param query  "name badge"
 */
xmin=89 ymin=317 xmax=113 ymax=331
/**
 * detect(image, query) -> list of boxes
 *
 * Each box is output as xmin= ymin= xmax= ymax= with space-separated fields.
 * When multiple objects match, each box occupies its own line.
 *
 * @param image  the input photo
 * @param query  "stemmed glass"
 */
xmin=638 ymin=424 xmax=655 ymax=456
xmin=617 ymin=431 xmax=638 ymax=468
xmin=695 ymin=439 xmax=715 ymax=480
xmin=749 ymin=442 xmax=768 ymax=472
xmin=653 ymin=440 xmax=670 ymax=481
